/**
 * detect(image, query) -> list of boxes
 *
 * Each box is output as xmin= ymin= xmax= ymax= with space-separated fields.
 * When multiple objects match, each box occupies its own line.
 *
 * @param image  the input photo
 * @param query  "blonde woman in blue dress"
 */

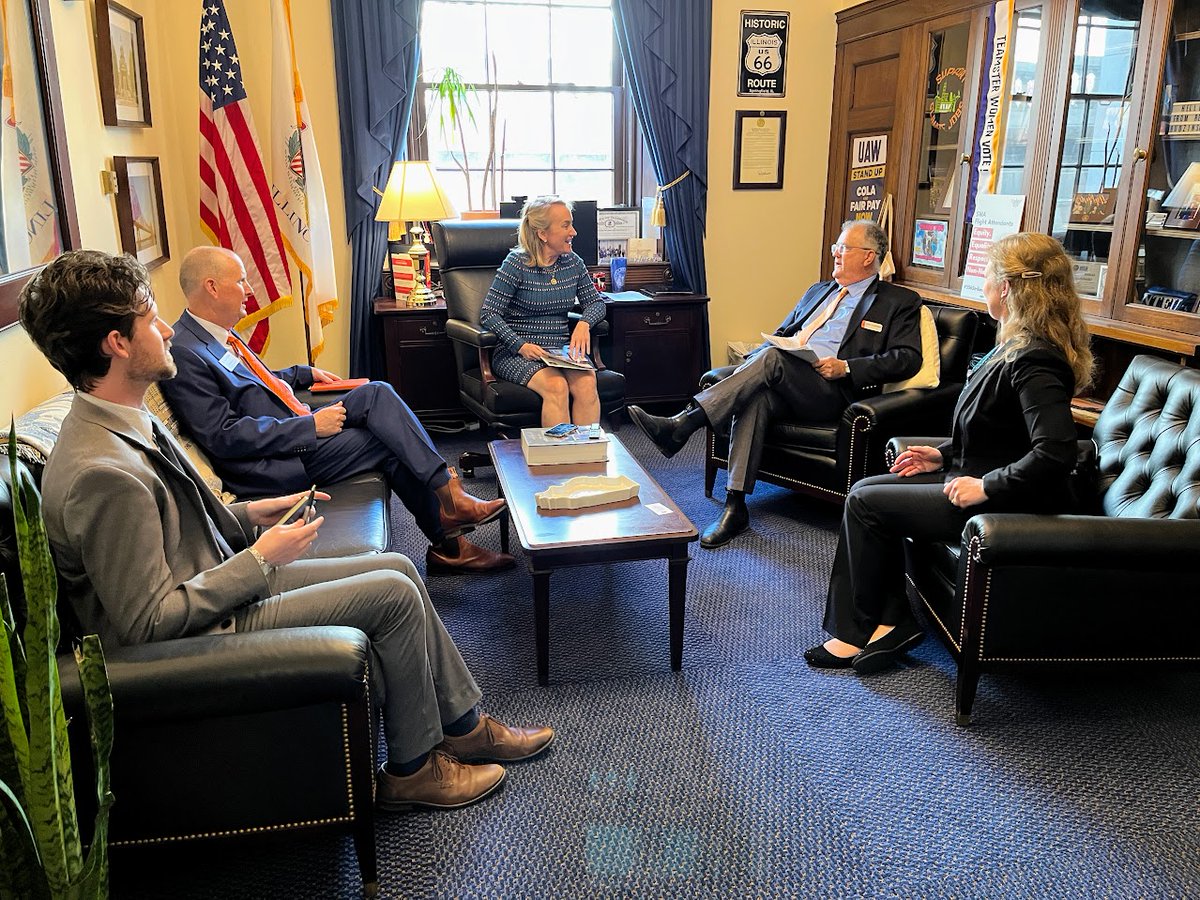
xmin=481 ymin=196 xmax=606 ymax=427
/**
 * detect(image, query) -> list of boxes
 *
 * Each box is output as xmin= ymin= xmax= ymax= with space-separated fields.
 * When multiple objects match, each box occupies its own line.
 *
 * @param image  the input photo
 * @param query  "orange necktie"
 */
xmin=225 ymin=333 xmax=310 ymax=417
xmin=794 ymin=287 xmax=849 ymax=347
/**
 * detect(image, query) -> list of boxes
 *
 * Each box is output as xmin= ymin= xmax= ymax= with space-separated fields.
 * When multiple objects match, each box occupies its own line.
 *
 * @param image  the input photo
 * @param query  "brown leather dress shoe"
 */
xmin=436 ymin=714 xmax=555 ymax=763
xmin=425 ymin=537 xmax=516 ymax=575
xmin=376 ymin=752 xmax=505 ymax=812
xmin=437 ymin=468 xmax=507 ymax=537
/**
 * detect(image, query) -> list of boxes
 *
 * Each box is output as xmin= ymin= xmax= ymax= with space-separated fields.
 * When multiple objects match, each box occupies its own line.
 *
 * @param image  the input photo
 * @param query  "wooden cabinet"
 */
xmin=373 ymin=299 xmax=465 ymax=421
xmin=826 ymin=0 xmax=1200 ymax=377
xmin=601 ymin=295 xmax=711 ymax=410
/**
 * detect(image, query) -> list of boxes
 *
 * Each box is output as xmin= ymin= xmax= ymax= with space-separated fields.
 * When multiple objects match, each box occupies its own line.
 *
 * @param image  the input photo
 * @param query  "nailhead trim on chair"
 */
xmin=967 ymin=535 xmax=989 ymax=655
xmin=844 ymin=414 xmax=870 ymax=495
xmin=110 ymin=703 xmax=357 ymax=847
xmin=906 ymin=573 xmax=961 ymax=654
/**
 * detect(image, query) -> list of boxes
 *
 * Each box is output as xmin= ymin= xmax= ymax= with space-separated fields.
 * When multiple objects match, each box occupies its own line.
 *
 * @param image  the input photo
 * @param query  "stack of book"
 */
xmin=520 ymin=426 xmax=610 ymax=466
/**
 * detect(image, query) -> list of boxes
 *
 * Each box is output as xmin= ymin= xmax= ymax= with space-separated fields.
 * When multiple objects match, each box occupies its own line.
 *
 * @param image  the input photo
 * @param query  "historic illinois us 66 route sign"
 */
xmin=738 ymin=10 xmax=788 ymax=98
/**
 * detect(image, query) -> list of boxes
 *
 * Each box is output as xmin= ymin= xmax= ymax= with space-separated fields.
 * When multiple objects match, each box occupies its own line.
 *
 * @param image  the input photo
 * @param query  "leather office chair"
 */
xmin=431 ymin=219 xmax=626 ymax=475
xmin=893 ymin=354 xmax=1200 ymax=725
xmin=699 ymin=305 xmax=977 ymax=504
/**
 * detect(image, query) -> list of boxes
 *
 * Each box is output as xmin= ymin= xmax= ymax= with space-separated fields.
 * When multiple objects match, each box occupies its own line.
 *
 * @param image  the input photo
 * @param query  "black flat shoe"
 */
xmin=700 ymin=502 xmax=749 ymax=548
xmin=851 ymin=622 xmax=925 ymax=675
xmin=804 ymin=644 xmax=856 ymax=669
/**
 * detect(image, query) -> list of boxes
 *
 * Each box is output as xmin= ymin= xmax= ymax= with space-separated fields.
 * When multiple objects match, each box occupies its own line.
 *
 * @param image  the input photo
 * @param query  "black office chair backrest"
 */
xmin=432 ymin=219 xmax=521 ymax=327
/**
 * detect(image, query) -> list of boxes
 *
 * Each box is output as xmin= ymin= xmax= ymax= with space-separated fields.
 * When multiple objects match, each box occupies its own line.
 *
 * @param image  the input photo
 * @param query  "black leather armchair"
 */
xmin=892 ymin=354 xmax=1200 ymax=726
xmin=700 ymin=305 xmax=977 ymax=503
xmin=431 ymin=219 xmax=626 ymax=472
xmin=0 ymin=457 xmax=384 ymax=896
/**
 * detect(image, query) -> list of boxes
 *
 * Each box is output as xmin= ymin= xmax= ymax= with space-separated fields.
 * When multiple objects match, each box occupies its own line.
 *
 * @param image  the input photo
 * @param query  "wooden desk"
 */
xmin=372 ymin=298 xmax=465 ymax=421
xmin=488 ymin=433 xmax=698 ymax=685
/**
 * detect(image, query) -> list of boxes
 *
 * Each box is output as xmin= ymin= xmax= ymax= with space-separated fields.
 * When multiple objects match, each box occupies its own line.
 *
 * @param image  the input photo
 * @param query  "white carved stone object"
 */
xmin=534 ymin=475 xmax=641 ymax=510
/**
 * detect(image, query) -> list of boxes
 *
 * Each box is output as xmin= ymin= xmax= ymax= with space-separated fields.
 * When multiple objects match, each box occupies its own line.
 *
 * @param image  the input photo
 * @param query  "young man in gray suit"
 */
xmin=629 ymin=220 xmax=923 ymax=548
xmin=21 ymin=250 xmax=553 ymax=813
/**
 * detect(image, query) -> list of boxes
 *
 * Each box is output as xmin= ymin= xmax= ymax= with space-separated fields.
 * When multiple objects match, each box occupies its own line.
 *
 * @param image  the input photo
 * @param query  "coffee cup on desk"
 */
xmin=610 ymin=256 xmax=627 ymax=292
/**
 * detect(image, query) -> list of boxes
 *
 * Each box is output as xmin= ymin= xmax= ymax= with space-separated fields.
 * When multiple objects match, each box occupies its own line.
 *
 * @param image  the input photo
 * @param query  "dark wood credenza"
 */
xmin=374 ymin=293 xmax=712 ymax=421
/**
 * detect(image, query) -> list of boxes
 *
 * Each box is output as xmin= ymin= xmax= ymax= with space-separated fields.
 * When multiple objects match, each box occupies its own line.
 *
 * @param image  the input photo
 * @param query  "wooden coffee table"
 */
xmin=488 ymin=433 xmax=698 ymax=685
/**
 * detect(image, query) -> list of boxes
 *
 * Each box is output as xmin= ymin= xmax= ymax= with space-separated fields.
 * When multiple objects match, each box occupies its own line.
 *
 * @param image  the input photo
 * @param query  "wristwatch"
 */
xmin=247 ymin=547 xmax=274 ymax=578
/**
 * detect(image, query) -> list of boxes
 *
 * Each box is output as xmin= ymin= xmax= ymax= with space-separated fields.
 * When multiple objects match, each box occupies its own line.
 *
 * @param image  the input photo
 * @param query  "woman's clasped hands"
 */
xmin=889 ymin=444 xmax=987 ymax=508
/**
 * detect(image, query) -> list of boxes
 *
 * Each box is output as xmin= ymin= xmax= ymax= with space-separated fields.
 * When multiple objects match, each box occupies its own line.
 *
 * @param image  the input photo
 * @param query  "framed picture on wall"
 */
xmin=96 ymin=0 xmax=151 ymax=127
xmin=113 ymin=156 xmax=169 ymax=268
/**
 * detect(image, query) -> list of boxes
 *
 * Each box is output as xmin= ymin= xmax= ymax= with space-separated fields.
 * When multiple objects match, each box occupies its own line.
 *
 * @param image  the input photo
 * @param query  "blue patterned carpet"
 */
xmin=112 ymin=422 xmax=1200 ymax=898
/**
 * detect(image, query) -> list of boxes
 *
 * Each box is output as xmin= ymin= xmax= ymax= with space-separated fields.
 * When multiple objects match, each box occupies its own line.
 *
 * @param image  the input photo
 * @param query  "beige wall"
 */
xmin=705 ymin=0 xmax=852 ymax=366
xmin=1 ymin=0 xmax=350 ymax=421
xmin=4 ymin=0 xmax=852 ymax=418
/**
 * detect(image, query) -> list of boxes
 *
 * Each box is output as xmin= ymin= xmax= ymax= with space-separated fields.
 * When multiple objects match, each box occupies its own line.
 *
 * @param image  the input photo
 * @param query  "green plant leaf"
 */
xmin=11 ymin=440 xmax=81 ymax=892
xmin=0 ymin=775 xmax=50 ymax=899
xmin=0 ymin=572 xmax=31 ymax=816
xmin=72 ymin=636 xmax=113 ymax=897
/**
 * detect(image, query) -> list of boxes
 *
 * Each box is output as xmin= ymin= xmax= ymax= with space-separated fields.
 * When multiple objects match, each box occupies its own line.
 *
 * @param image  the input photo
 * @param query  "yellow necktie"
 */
xmin=794 ymin=287 xmax=849 ymax=347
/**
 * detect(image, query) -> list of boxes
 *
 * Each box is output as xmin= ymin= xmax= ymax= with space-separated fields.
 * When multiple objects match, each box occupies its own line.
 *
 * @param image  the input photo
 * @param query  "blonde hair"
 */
xmin=987 ymin=232 xmax=1094 ymax=392
xmin=516 ymin=195 xmax=573 ymax=265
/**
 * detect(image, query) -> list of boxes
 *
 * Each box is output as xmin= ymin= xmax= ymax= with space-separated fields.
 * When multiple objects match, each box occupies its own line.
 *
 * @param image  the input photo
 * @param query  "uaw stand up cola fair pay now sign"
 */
xmin=738 ymin=10 xmax=788 ymax=98
xmin=847 ymin=135 xmax=887 ymax=222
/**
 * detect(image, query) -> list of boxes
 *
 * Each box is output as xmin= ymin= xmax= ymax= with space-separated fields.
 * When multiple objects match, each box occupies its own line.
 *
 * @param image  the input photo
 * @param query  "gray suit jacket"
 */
xmin=41 ymin=395 xmax=268 ymax=647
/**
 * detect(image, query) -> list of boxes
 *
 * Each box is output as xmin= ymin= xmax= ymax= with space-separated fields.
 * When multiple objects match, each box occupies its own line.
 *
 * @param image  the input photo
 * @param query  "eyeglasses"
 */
xmin=830 ymin=243 xmax=875 ymax=256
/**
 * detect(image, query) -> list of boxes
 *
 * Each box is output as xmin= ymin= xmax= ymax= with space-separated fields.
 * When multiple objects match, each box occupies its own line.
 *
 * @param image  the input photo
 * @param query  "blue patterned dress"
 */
xmin=480 ymin=249 xmax=608 ymax=386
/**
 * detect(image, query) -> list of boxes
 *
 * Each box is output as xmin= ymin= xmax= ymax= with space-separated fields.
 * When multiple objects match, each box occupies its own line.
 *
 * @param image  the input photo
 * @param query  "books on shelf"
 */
xmin=520 ymin=426 xmax=610 ymax=466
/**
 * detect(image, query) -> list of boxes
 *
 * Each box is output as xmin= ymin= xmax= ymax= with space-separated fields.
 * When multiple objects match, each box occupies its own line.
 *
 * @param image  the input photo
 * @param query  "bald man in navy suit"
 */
xmin=161 ymin=246 xmax=512 ymax=575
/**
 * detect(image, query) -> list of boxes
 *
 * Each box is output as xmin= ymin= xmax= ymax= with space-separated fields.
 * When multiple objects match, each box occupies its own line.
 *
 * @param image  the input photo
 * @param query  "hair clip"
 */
xmin=1018 ymin=270 xmax=1044 ymax=279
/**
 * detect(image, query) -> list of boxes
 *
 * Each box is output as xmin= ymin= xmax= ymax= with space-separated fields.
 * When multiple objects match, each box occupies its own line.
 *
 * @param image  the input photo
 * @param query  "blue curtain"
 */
xmin=330 ymin=0 xmax=421 ymax=378
xmin=612 ymin=0 xmax=710 ymax=293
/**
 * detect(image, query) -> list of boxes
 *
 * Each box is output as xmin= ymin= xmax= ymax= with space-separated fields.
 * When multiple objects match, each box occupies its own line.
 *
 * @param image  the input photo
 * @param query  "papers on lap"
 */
xmin=760 ymin=333 xmax=818 ymax=363
xmin=543 ymin=347 xmax=595 ymax=371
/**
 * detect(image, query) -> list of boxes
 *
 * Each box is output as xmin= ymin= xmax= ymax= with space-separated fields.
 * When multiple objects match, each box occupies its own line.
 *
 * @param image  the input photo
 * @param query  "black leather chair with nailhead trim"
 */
xmin=890 ymin=354 xmax=1200 ymax=726
xmin=699 ymin=304 xmax=977 ymax=505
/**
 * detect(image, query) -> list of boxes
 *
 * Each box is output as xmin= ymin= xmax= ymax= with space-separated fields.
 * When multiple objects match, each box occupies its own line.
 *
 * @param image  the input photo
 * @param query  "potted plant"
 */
xmin=0 ymin=429 xmax=115 ymax=899
xmin=427 ymin=60 xmax=507 ymax=213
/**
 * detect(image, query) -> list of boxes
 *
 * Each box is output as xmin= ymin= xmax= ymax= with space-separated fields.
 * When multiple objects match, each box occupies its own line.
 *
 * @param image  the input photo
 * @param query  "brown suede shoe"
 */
xmin=426 ymin=537 xmax=515 ymax=575
xmin=437 ymin=468 xmax=507 ymax=536
xmin=376 ymin=752 xmax=506 ymax=812
xmin=436 ymin=714 xmax=555 ymax=763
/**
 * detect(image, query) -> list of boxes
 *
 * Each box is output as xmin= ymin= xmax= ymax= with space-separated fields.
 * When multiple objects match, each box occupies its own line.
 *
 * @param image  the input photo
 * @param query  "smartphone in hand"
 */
xmin=277 ymin=485 xmax=317 ymax=526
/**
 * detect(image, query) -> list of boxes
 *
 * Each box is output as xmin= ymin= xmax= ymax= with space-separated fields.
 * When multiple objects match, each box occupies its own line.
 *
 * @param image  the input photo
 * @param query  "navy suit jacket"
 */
xmin=762 ymin=277 xmax=923 ymax=396
xmin=161 ymin=311 xmax=319 ymax=497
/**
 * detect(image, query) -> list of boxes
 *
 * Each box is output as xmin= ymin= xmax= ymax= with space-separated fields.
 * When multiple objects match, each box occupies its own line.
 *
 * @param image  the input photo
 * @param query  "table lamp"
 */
xmin=375 ymin=161 xmax=457 ymax=306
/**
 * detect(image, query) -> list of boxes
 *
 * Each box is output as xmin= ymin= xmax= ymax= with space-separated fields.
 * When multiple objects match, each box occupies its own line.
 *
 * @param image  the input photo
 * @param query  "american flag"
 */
xmin=198 ymin=0 xmax=292 ymax=352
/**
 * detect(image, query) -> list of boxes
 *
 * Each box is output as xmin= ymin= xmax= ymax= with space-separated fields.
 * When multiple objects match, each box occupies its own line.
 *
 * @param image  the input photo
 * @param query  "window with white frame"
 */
xmin=411 ymin=0 xmax=639 ymax=212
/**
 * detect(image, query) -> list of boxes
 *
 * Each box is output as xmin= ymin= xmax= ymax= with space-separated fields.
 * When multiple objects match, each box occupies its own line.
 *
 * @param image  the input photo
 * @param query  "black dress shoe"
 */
xmin=700 ymin=500 xmax=749 ymax=548
xmin=804 ymin=644 xmax=856 ymax=669
xmin=628 ymin=403 xmax=704 ymax=459
xmin=852 ymin=622 xmax=925 ymax=675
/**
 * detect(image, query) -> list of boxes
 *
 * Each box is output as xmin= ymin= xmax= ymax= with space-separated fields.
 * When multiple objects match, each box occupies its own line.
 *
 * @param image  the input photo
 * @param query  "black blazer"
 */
xmin=767 ymin=277 xmax=923 ymax=396
xmin=938 ymin=337 xmax=1077 ymax=509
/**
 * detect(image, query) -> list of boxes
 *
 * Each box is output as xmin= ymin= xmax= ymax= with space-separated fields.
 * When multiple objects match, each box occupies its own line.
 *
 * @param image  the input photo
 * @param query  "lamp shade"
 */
xmin=375 ymin=161 xmax=457 ymax=223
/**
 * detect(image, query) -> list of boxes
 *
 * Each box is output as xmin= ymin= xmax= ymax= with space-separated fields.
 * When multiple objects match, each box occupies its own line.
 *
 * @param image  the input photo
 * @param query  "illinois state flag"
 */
xmin=198 ymin=0 xmax=292 ymax=352
xmin=270 ymin=0 xmax=338 ymax=361
xmin=0 ymin=0 xmax=61 ymax=271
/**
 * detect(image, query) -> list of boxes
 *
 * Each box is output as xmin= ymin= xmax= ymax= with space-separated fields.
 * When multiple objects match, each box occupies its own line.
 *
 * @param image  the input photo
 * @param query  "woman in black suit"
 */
xmin=806 ymin=232 xmax=1094 ymax=674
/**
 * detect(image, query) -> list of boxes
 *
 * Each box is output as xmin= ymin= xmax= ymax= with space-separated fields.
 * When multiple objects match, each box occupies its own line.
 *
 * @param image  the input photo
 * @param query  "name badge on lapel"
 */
xmin=218 ymin=350 xmax=240 ymax=371
xmin=860 ymin=320 xmax=883 ymax=332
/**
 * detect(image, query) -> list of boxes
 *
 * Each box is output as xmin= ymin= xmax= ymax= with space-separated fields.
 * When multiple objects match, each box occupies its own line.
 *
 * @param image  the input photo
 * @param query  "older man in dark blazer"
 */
xmin=630 ymin=220 xmax=923 ymax=548
xmin=22 ymin=250 xmax=553 ymax=814
xmin=161 ymin=246 xmax=510 ymax=575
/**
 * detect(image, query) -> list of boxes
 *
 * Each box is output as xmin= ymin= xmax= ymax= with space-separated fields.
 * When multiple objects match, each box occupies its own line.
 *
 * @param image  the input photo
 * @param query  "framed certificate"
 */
xmin=733 ymin=110 xmax=786 ymax=190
